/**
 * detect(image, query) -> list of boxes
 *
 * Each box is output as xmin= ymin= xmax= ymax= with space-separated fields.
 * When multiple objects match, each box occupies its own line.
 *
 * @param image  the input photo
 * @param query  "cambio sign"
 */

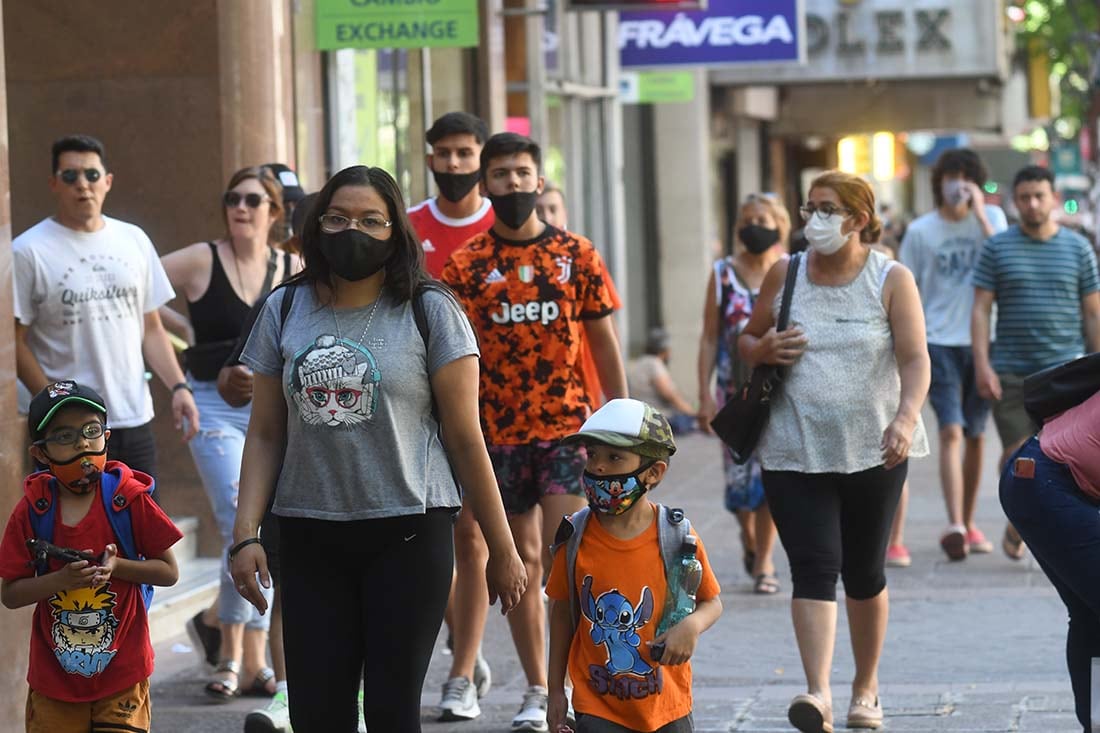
xmin=619 ymin=0 xmax=804 ymax=69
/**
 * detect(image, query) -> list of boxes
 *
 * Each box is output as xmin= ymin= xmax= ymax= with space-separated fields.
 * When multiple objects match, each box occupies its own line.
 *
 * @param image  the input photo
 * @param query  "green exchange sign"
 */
xmin=317 ymin=0 xmax=480 ymax=50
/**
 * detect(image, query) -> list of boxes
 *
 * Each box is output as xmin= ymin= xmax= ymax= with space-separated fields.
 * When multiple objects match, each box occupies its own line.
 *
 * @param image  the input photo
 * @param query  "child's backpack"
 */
xmin=551 ymin=503 xmax=693 ymax=632
xmin=27 ymin=468 xmax=156 ymax=610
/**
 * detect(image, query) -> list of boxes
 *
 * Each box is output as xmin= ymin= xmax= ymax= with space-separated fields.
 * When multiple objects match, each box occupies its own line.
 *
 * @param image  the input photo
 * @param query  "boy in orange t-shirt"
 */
xmin=546 ymin=399 xmax=722 ymax=733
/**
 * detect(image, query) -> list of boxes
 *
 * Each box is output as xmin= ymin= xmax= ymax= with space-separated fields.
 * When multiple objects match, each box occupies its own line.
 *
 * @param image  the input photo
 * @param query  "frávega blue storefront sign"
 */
xmin=619 ymin=0 xmax=804 ymax=69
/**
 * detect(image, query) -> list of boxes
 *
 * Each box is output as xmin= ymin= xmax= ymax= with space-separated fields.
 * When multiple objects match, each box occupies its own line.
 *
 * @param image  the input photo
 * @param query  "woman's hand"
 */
xmin=696 ymin=393 xmax=717 ymax=433
xmin=547 ymin=688 xmax=573 ymax=733
xmin=756 ymin=326 xmax=807 ymax=366
xmin=485 ymin=547 xmax=528 ymax=615
xmin=881 ymin=413 xmax=917 ymax=470
xmin=229 ymin=542 xmax=271 ymax=615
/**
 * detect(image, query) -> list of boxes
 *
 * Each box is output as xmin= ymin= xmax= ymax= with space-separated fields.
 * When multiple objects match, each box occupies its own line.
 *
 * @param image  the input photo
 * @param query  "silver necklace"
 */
xmin=331 ymin=296 xmax=381 ymax=350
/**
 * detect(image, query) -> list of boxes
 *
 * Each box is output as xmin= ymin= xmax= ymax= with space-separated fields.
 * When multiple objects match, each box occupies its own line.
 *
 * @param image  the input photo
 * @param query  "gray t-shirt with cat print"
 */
xmin=241 ymin=284 xmax=478 ymax=520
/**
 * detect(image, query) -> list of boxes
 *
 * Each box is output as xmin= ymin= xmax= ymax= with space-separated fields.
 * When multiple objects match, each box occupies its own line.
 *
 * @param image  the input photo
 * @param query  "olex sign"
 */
xmin=619 ymin=0 xmax=805 ymax=69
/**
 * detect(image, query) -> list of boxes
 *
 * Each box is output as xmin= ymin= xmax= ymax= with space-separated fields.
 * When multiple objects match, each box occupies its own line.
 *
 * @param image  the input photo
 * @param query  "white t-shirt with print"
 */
xmin=13 ymin=216 xmax=175 ymax=427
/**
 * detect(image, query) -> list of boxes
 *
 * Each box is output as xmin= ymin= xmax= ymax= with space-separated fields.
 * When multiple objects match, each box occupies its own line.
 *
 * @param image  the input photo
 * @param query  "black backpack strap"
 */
xmin=224 ymin=282 xmax=298 ymax=368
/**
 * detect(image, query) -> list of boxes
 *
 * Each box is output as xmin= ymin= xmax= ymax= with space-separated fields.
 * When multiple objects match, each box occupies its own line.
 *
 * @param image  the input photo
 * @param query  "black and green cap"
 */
xmin=562 ymin=398 xmax=676 ymax=459
xmin=28 ymin=381 xmax=107 ymax=440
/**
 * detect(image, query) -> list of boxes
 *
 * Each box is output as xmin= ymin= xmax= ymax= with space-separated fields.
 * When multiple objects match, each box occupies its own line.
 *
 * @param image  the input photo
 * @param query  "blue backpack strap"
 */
xmin=549 ymin=507 xmax=591 ymax=635
xmin=656 ymin=504 xmax=691 ymax=583
xmin=101 ymin=471 xmax=155 ymax=610
xmin=26 ymin=480 xmax=59 ymax=576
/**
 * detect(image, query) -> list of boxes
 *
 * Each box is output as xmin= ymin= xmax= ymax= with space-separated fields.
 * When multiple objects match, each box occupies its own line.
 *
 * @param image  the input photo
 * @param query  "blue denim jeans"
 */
xmin=188 ymin=378 xmax=272 ymax=629
xmin=1000 ymin=435 xmax=1100 ymax=732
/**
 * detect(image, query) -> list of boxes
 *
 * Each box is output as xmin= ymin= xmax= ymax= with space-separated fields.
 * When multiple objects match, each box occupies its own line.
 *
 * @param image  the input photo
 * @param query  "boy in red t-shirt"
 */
xmin=546 ymin=399 xmax=722 ymax=733
xmin=0 ymin=381 xmax=181 ymax=733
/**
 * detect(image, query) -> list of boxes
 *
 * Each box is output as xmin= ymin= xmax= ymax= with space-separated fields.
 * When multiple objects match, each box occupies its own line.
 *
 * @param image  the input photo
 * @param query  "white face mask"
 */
xmin=804 ymin=213 xmax=851 ymax=255
xmin=942 ymin=179 xmax=971 ymax=207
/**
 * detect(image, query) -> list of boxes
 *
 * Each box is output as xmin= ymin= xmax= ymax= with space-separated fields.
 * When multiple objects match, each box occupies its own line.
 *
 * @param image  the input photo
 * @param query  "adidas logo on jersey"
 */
xmin=484 ymin=268 xmax=505 ymax=284
xmin=421 ymin=239 xmax=436 ymax=252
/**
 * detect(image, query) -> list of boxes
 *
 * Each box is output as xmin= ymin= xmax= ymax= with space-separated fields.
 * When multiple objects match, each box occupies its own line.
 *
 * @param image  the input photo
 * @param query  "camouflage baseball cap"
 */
xmin=563 ymin=398 xmax=676 ymax=459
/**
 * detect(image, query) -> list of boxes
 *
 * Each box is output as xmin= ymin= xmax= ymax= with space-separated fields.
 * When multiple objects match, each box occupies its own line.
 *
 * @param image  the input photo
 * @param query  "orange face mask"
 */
xmin=46 ymin=450 xmax=107 ymax=495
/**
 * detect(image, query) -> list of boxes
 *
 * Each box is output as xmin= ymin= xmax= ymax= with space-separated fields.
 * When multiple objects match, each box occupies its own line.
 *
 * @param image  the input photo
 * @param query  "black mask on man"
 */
xmin=432 ymin=170 xmax=481 ymax=203
xmin=319 ymin=230 xmax=395 ymax=281
xmin=737 ymin=225 xmax=781 ymax=254
xmin=489 ymin=191 xmax=539 ymax=230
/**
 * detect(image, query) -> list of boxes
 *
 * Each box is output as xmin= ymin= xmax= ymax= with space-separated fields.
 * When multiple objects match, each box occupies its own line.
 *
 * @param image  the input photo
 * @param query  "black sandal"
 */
xmin=204 ymin=659 xmax=241 ymax=703
xmin=754 ymin=573 xmax=781 ymax=595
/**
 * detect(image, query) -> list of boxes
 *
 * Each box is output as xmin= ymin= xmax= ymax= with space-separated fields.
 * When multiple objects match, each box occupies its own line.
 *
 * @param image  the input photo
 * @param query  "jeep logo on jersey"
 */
xmin=491 ymin=300 xmax=561 ymax=325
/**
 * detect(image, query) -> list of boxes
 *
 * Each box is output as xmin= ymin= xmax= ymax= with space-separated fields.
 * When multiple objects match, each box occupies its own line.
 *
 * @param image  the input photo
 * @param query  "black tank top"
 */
xmin=185 ymin=242 xmax=290 ymax=380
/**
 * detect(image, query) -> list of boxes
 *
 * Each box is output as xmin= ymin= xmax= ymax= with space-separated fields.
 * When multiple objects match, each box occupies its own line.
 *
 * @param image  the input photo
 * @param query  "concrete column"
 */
xmin=0 ymin=5 xmax=30 ymax=728
xmin=652 ymin=69 xmax=713 ymax=392
xmin=735 ymin=116 xmax=763 ymax=200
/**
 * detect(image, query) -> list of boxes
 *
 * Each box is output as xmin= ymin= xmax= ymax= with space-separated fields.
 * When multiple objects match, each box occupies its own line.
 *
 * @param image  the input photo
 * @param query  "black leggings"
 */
xmin=762 ymin=462 xmax=906 ymax=602
xmin=279 ymin=510 xmax=455 ymax=732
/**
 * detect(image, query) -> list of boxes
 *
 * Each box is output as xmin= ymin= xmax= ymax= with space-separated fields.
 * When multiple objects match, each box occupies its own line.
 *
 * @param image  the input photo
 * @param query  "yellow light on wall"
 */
xmin=838 ymin=137 xmax=858 ymax=173
xmin=872 ymin=132 xmax=895 ymax=181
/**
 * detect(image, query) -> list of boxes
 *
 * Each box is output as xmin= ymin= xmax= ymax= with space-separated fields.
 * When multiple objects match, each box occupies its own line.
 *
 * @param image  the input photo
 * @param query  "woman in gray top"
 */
xmin=228 ymin=165 xmax=527 ymax=732
xmin=739 ymin=171 xmax=930 ymax=733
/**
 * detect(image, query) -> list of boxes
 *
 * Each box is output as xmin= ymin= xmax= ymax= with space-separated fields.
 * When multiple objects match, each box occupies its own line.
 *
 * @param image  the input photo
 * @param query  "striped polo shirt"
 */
xmin=971 ymin=224 xmax=1099 ymax=374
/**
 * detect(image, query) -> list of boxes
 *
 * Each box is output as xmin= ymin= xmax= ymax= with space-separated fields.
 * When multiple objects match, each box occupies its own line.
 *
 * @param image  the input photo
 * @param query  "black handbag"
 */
xmin=710 ymin=252 xmax=801 ymax=464
xmin=1023 ymin=352 xmax=1100 ymax=425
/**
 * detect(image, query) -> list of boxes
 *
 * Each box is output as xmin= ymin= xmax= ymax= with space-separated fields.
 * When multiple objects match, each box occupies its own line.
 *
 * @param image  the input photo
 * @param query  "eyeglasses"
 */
xmin=319 ymin=213 xmax=392 ymax=236
xmin=35 ymin=421 xmax=105 ymax=448
xmin=57 ymin=168 xmax=103 ymax=185
xmin=799 ymin=204 xmax=852 ymax=221
xmin=223 ymin=191 xmax=270 ymax=209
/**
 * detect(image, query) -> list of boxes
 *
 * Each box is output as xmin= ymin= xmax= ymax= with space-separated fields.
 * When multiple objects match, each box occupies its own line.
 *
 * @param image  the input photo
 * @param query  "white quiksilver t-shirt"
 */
xmin=13 ymin=216 xmax=175 ymax=427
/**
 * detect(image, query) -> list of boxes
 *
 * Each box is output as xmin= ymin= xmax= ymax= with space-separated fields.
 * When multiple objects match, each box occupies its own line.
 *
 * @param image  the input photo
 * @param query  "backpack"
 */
xmin=27 ymin=469 xmax=156 ymax=610
xmin=550 ymin=503 xmax=692 ymax=633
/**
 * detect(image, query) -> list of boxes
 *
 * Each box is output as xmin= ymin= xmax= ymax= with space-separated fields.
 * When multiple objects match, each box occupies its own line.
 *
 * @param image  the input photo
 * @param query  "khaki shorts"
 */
xmin=992 ymin=373 xmax=1039 ymax=449
xmin=26 ymin=678 xmax=150 ymax=733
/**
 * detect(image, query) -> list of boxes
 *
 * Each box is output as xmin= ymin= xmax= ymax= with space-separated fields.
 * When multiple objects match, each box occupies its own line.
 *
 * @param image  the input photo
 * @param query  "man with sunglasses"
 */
xmin=13 ymin=134 xmax=199 ymax=482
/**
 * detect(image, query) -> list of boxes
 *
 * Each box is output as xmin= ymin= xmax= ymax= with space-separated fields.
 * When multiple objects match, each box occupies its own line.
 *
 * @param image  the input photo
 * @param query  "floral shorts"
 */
xmin=487 ymin=441 xmax=587 ymax=515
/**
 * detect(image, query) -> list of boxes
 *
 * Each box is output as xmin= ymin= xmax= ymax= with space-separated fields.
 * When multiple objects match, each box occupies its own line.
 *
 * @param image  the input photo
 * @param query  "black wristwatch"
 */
xmin=172 ymin=381 xmax=193 ymax=394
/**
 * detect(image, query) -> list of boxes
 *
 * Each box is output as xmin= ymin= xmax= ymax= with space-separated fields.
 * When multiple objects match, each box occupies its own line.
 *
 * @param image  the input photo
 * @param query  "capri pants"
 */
xmin=762 ymin=462 xmax=906 ymax=602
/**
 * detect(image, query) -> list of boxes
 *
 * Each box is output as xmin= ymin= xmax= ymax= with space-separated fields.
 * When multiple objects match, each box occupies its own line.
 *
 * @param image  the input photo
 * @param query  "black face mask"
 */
xmin=432 ymin=170 xmax=481 ymax=203
xmin=319 ymin=230 xmax=395 ymax=281
xmin=489 ymin=191 xmax=539 ymax=230
xmin=738 ymin=225 xmax=781 ymax=254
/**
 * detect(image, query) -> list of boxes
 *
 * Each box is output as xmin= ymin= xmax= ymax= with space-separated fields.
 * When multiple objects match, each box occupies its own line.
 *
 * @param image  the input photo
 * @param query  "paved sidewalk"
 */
xmin=151 ymin=415 xmax=1081 ymax=731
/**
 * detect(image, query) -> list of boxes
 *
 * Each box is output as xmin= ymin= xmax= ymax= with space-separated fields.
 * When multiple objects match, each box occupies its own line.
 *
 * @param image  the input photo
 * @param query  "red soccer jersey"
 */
xmin=442 ymin=225 xmax=616 ymax=444
xmin=0 ymin=466 xmax=182 ymax=703
xmin=407 ymin=197 xmax=495 ymax=278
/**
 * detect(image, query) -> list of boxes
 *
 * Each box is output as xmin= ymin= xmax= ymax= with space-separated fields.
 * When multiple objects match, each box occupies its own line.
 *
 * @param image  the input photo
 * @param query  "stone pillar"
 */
xmin=652 ymin=69 xmax=713 ymax=392
xmin=0 ymin=5 xmax=31 ymax=728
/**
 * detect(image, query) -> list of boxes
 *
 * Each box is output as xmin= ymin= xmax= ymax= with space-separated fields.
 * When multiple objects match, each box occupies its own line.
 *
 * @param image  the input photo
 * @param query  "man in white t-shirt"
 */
xmin=13 ymin=134 xmax=199 ymax=479
xmin=899 ymin=148 xmax=1007 ymax=561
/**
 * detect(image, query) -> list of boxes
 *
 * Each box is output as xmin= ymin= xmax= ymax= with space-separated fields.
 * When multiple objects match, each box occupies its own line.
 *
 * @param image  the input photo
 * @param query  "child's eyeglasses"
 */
xmin=57 ymin=168 xmax=103 ymax=185
xmin=35 ymin=421 xmax=105 ymax=448
xmin=223 ymin=191 xmax=269 ymax=209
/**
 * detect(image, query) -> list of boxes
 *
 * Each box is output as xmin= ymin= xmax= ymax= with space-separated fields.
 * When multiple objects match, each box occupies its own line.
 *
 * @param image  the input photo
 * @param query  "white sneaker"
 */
xmin=473 ymin=650 xmax=492 ymax=698
xmin=511 ymin=685 xmax=549 ymax=732
xmin=439 ymin=676 xmax=481 ymax=721
xmin=244 ymin=689 xmax=293 ymax=733
xmin=357 ymin=688 xmax=367 ymax=733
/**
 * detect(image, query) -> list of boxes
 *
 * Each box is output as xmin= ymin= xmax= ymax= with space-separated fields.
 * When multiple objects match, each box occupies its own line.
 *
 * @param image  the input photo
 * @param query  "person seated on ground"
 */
xmin=626 ymin=327 xmax=697 ymax=434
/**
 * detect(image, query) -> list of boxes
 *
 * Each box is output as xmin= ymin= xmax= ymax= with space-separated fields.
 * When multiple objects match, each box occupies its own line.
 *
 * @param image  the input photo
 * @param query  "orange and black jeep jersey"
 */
xmin=442 ymin=225 xmax=616 ymax=445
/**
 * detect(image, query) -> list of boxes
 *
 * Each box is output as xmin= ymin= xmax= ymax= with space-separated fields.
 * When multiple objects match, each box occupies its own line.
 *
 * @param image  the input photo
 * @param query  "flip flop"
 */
xmin=242 ymin=666 xmax=276 ymax=697
xmin=754 ymin=573 xmax=780 ymax=595
xmin=1002 ymin=525 xmax=1026 ymax=561
xmin=204 ymin=660 xmax=241 ymax=703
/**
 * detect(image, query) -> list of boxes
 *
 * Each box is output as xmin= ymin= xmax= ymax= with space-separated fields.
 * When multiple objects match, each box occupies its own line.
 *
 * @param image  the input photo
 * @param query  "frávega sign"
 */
xmin=620 ymin=0 xmax=804 ymax=68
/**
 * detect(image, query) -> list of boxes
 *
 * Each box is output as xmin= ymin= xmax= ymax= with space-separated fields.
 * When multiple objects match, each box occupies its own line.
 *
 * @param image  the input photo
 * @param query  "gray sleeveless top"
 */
xmin=757 ymin=249 xmax=929 ymax=473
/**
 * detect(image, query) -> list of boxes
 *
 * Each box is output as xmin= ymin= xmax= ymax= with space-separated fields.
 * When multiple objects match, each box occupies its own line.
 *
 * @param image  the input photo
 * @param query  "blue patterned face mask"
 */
xmin=582 ymin=462 xmax=654 ymax=515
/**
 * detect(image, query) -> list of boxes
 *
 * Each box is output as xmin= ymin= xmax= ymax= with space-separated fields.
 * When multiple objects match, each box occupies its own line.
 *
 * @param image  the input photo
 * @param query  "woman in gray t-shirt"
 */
xmin=739 ymin=171 xmax=929 ymax=732
xmin=228 ymin=165 xmax=527 ymax=733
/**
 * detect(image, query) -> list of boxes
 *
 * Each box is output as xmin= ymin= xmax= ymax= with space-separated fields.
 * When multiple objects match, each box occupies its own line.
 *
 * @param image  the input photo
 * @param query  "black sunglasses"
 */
xmin=223 ymin=191 xmax=269 ymax=209
xmin=57 ymin=168 xmax=103 ymax=185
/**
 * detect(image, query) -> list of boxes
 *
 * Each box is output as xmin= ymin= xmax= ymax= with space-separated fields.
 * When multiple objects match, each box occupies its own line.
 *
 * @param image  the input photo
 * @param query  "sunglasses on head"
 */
xmin=57 ymin=168 xmax=103 ymax=185
xmin=223 ymin=191 xmax=269 ymax=209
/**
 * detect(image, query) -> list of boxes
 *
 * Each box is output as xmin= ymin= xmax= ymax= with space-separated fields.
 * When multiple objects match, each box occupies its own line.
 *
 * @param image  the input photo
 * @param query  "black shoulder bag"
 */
xmin=709 ymin=252 xmax=802 ymax=464
xmin=1023 ymin=352 xmax=1100 ymax=425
